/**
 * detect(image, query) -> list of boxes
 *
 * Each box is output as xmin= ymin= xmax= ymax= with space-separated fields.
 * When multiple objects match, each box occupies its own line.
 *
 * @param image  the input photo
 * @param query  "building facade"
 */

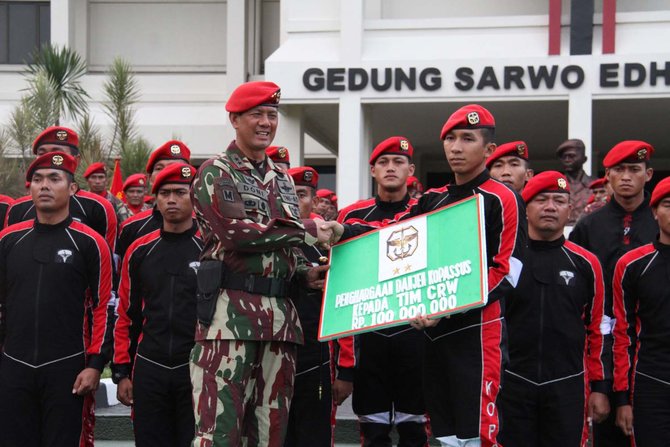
xmin=1 ymin=0 xmax=669 ymax=207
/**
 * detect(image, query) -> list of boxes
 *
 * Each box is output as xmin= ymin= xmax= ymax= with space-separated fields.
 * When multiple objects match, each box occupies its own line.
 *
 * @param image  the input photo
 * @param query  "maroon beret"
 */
xmin=83 ymin=162 xmax=106 ymax=179
xmin=225 ymin=81 xmax=281 ymax=113
xmin=123 ymin=173 xmax=148 ymax=191
xmin=651 ymin=177 xmax=670 ymax=207
xmin=589 ymin=177 xmax=607 ymax=190
xmin=146 ymin=140 xmax=191 ymax=173
xmin=603 ymin=140 xmax=654 ymax=168
xmin=440 ymin=104 xmax=495 ymax=141
xmin=316 ymin=189 xmax=335 ymax=201
xmin=266 ymin=146 xmax=290 ymax=164
xmin=407 ymin=176 xmax=424 ymax=192
xmin=486 ymin=141 xmax=529 ymax=169
xmin=288 ymin=166 xmax=318 ymax=189
xmin=151 ymin=163 xmax=196 ymax=194
xmin=522 ymin=170 xmax=570 ymax=203
xmin=369 ymin=136 xmax=414 ymax=165
xmin=26 ymin=152 xmax=77 ymax=181
xmin=32 ymin=126 xmax=79 ymax=154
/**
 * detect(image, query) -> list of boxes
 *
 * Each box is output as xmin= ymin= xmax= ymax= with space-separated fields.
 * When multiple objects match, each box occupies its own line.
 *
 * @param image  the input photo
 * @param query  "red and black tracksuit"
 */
xmin=499 ymin=237 xmax=607 ymax=447
xmin=6 ymin=189 xmax=118 ymax=252
xmin=0 ymin=194 xmax=12 ymax=230
xmin=569 ymin=194 xmax=657 ymax=447
xmin=6 ymin=189 xmax=120 ymax=445
xmin=113 ymin=225 xmax=202 ymax=447
xmin=115 ymin=207 xmax=162 ymax=261
xmin=343 ymin=171 xmax=527 ymax=446
xmin=0 ymin=217 xmax=113 ymax=447
xmin=612 ymin=241 xmax=670 ymax=447
xmin=285 ymin=242 xmax=334 ymax=447
xmin=337 ymin=194 xmax=429 ymax=447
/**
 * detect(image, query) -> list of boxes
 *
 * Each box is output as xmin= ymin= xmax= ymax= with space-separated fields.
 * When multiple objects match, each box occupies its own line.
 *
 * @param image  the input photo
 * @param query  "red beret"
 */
xmin=486 ymin=141 xmax=529 ymax=169
xmin=151 ymin=163 xmax=196 ymax=194
xmin=316 ymin=189 xmax=335 ymax=201
xmin=589 ymin=177 xmax=607 ymax=190
xmin=146 ymin=140 xmax=191 ymax=173
xmin=123 ymin=173 xmax=148 ymax=191
xmin=331 ymin=195 xmax=338 ymax=207
xmin=32 ymin=126 xmax=79 ymax=154
xmin=83 ymin=162 xmax=106 ymax=179
xmin=369 ymin=136 xmax=414 ymax=165
xmin=651 ymin=177 xmax=670 ymax=207
xmin=266 ymin=146 xmax=290 ymax=164
xmin=522 ymin=170 xmax=570 ymax=203
xmin=288 ymin=166 xmax=318 ymax=189
xmin=440 ymin=104 xmax=495 ymax=140
xmin=26 ymin=152 xmax=77 ymax=181
xmin=603 ymin=140 xmax=654 ymax=168
xmin=407 ymin=176 xmax=424 ymax=192
xmin=225 ymin=81 xmax=281 ymax=113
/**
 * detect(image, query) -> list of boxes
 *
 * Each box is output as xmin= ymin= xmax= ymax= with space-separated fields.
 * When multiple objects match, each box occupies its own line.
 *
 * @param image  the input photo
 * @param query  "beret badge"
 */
xmin=170 ymin=144 xmax=181 ymax=155
xmin=517 ymin=144 xmax=526 ymax=155
xmin=278 ymin=147 xmax=288 ymax=159
xmin=557 ymin=178 xmax=567 ymax=189
xmin=52 ymin=155 xmax=64 ymax=166
xmin=303 ymin=170 xmax=313 ymax=182
xmin=400 ymin=140 xmax=409 ymax=151
xmin=56 ymin=130 xmax=68 ymax=141
xmin=467 ymin=112 xmax=480 ymax=125
xmin=637 ymin=148 xmax=648 ymax=160
xmin=181 ymin=167 xmax=192 ymax=178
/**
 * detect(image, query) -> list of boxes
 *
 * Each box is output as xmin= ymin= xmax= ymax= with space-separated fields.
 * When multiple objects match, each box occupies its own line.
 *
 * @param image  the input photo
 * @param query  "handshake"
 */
xmin=314 ymin=219 xmax=344 ymax=248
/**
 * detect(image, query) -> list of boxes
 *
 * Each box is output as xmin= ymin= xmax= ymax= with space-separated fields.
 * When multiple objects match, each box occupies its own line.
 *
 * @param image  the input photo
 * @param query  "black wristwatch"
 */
xmin=111 ymin=371 xmax=130 ymax=385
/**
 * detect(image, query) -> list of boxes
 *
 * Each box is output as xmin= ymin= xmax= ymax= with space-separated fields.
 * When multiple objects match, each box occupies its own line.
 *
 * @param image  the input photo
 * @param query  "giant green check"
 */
xmin=318 ymin=194 xmax=488 ymax=341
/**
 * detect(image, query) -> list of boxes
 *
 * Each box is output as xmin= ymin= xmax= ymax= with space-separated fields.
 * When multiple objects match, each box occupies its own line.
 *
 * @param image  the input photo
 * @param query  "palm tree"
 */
xmin=24 ymin=44 xmax=89 ymax=125
xmin=103 ymin=57 xmax=140 ymax=159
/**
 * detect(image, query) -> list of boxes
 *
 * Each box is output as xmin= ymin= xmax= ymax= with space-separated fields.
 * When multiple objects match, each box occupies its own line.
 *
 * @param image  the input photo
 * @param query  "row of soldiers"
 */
xmin=0 ymin=80 xmax=668 ymax=447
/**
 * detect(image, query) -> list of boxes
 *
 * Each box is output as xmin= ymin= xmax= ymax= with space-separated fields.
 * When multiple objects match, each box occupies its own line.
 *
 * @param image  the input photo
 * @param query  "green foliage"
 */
xmin=24 ymin=44 xmax=89 ymax=125
xmin=0 ymin=130 xmax=24 ymax=198
xmin=2 ymin=46 xmax=152 ymax=194
xmin=103 ymin=57 xmax=140 ymax=158
xmin=119 ymin=137 xmax=151 ymax=176
xmin=6 ymin=99 xmax=39 ymax=171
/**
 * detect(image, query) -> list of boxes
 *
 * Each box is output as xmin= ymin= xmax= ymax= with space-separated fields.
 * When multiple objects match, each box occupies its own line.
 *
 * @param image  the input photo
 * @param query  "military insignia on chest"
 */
xmin=55 ymin=249 xmax=74 ymax=264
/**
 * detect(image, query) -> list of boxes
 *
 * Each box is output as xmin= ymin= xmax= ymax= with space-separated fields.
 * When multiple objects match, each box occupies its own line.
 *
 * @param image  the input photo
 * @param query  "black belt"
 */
xmin=222 ymin=271 xmax=291 ymax=298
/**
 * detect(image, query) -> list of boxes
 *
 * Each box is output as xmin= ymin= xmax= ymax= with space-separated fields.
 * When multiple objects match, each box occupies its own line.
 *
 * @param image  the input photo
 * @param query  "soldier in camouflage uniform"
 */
xmin=190 ymin=81 xmax=333 ymax=447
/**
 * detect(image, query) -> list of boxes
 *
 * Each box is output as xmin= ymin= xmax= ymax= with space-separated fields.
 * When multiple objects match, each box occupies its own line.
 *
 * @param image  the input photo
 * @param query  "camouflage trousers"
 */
xmin=191 ymin=339 xmax=297 ymax=447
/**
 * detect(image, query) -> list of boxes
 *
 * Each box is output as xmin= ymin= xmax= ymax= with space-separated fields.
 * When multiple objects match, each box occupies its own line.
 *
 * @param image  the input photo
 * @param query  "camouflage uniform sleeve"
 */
xmin=191 ymin=160 xmax=318 ymax=253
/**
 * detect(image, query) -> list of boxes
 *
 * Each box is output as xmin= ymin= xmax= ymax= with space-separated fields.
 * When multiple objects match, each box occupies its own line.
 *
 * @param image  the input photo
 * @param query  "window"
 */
xmin=0 ymin=1 xmax=50 ymax=64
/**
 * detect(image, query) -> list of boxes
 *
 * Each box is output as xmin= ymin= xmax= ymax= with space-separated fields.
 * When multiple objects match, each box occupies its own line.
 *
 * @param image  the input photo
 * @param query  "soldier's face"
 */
xmin=371 ymin=155 xmax=415 ymax=193
xmin=526 ymin=192 xmax=571 ymax=240
xmin=125 ymin=187 xmax=145 ymax=206
xmin=558 ymin=147 xmax=586 ymax=173
xmin=295 ymin=185 xmax=317 ymax=219
xmin=315 ymin=197 xmax=331 ymax=216
xmin=30 ymin=168 xmax=77 ymax=213
xmin=156 ymin=185 xmax=193 ymax=224
xmin=443 ymin=129 xmax=494 ymax=184
xmin=653 ymin=197 xmax=670 ymax=243
xmin=86 ymin=173 xmax=107 ymax=194
xmin=230 ymin=106 xmax=279 ymax=154
xmin=606 ymin=163 xmax=652 ymax=200
xmin=151 ymin=159 xmax=184 ymax=184
xmin=489 ymin=156 xmax=533 ymax=193
xmin=592 ymin=186 xmax=608 ymax=202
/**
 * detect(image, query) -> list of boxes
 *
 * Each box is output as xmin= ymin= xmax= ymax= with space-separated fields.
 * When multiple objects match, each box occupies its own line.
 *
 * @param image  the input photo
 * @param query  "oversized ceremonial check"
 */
xmin=318 ymin=194 xmax=488 ymax=341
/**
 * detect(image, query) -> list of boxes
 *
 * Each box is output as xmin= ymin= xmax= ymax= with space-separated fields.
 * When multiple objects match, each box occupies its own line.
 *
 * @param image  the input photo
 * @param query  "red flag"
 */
xmin=110 ymin=159 xmax=124 ymax=201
